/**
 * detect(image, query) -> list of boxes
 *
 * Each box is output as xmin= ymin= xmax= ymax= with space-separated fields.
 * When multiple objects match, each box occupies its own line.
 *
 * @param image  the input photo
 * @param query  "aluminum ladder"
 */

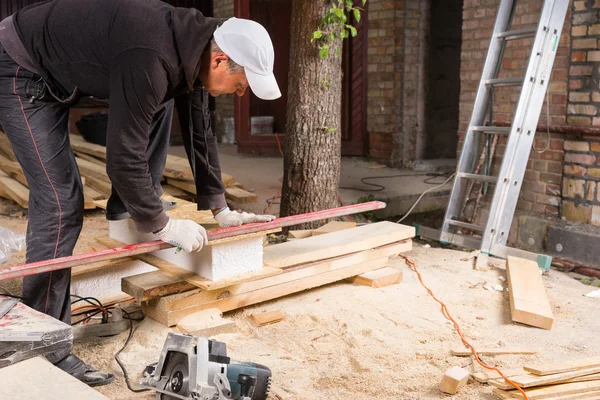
xmin=421 ymin=0 xmax=569 ymax=269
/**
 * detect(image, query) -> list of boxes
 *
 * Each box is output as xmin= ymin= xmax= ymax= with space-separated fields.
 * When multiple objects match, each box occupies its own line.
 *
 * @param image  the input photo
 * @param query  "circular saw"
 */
xmin=140 ymin=333 xmax=271 ymax=400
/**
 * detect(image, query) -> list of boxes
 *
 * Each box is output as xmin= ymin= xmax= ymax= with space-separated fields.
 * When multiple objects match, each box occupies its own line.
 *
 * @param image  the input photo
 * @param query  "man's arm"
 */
xmin=106 ymin=49 xmax=170 ymax=232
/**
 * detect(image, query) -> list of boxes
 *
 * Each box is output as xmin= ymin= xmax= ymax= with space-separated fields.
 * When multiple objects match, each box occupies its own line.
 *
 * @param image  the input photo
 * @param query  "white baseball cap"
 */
xmin=214 ymin=18 xmax=281 ymax=100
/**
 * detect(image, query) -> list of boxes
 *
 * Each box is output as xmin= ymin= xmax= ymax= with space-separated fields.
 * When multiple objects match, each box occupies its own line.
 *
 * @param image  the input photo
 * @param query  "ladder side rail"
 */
xmin=481 ymin=0 xmax=569 ymax=253
xmin=440 ymin=0 xmax=516 ymax=244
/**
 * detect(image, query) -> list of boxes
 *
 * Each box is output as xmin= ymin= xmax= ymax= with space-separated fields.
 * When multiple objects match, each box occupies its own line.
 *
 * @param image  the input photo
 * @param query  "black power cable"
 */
xmin=114 ymin=309 xmax=151 ymax=393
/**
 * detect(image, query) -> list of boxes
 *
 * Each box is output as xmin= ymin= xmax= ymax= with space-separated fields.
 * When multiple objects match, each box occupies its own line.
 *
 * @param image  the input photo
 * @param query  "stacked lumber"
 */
xmin=479 ymin=356 xmax=600 ymax=399
xmin=0 ymin=131 xmax=255 ymax=210
xmin=121 ymin=221 xmax=414 ymax=326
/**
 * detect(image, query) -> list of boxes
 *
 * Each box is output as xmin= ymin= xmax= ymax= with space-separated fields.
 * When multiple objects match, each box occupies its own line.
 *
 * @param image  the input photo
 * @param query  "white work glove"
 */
xmin=214 ymin=207 xmax=276 ymax=228
xmin=153 ymin=218 xmax=208 ymax=252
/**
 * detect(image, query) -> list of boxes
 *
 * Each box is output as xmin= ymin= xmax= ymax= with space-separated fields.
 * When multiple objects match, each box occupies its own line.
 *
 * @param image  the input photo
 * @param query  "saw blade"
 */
xmin=159 ymin=351 xmax=190 ymax=400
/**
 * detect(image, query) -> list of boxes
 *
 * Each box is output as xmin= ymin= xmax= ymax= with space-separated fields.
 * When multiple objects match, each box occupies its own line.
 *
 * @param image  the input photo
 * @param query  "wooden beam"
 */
xmin=74 ymin=152 xmax=105 ymax=166
xmin=83 ymin=185 xmax=105 ymax=201
xmin=70 ymin=135 xmax=107 ymax=160
xmin=225 ymin=187 xmax=257 ymax=203
xmin=249 ymin=311 xmax=285 ymax=327
xmin=506 ymin=256 xmax=554 ymax=330
xmin=76 ymin=157 xmax=110 ymax=183
xmin=0 ymin=170 xmax=28 ymax=208
xmin=348 ymin=267 xmax=403 ymax=288
xmin=83 ymin=175 xmax=112 ymax=197
xmin=0 ymin=153 xmax=27 ymax=187
xmin=451 ymin=348 xmax=536 ymax=357
xmin=165 ymin=177 xmax=196 ymax=194
xmin=311 ymin=221 xmax=357 ymax=236
xmin=122 ymin=270 xmax=196 ymax=301
xmin=524 ymin=357 xmax=600 ymax=376
xmin=263 ymin=221 xmax=414 ymax=268
xmin=0 ymin=134 xmax=17 ymax=161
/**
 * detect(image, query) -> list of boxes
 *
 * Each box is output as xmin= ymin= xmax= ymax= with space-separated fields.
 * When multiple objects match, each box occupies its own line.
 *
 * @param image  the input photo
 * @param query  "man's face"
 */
xmin=203 ymin=53 xmax=249 ymax=97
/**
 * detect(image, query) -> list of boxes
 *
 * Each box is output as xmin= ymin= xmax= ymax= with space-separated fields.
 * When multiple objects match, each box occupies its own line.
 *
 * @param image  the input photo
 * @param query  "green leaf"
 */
xmin=353 ymin=8 xmax=361 ymax=22
xmin=346 ymin=25 xmax=358 ymax=37
xmin=319 ymin=46 xmax=329 ymax=58
xmin=362 ymin=0 xmax=367 ymax=6
xmin=312 ymin=30 xmax=323 ymax=40
xmin=336 ymin=47 xmax=342 ymax=57
xmin=345 ymin=0 xmax=353 ymax=9
xmin=334 ymin=7 xmax=344 ymax=18
xmin=341 ymin=29 xmax=349 ymax=39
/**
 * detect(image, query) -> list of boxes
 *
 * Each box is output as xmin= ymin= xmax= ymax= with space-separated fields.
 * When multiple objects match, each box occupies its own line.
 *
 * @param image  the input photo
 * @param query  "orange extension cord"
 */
xmin=401 ymin=255 xmax=529 ymax=399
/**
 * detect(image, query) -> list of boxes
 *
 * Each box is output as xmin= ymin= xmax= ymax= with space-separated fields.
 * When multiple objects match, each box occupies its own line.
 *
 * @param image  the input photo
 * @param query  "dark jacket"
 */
xmin=6 ymin=0 xmax=226 ymax=232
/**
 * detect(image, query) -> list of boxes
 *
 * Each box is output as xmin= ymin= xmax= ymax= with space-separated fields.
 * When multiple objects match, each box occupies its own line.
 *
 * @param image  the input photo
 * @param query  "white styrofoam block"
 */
xmin=71 ymin=260 xmax=157 ymax=299
xmin=108 ymin=219 xmax=263 ymax=281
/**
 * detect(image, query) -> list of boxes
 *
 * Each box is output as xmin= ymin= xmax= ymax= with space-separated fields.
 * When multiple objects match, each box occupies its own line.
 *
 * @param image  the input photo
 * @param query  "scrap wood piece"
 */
xmin=0 ymin=357 xmax=109 ymax=399
xmin=0 ymin=133 xmax=17 ymax=161
xmin=311 ymin=221 xmax=357 ymax=236
xmin=347 ymin=267 xmax=403 ymax=288
xmin=439 ymin=366 xmax=470 ymax=394
xmin=225 ymin=186 xmax=257 ymax=203
xmin=176 ymin=308 xmax=238 ymax=337
xmin=141 ymin=241 xmax=410 ymax=326
xmin=76 ymin=157 xmax=110 ymax=183
xmin=451 ymin=348 xmax=536 ymax=357
xmin=493 ymin=380 xmax=600 ymax=399
xmin=506 ymin=256 xmax=554 ymax=330
xmin=122 ymin=270 xmax=196 ymax=301
xmin=489 ymin=369 xmax=600 ymax=390
xmin=249 ymin=311 xmax=285 ymax=327
xmin=263 ymin=221 xmax=415 ymax=269
xmin=524 ymin=357 xmax=600 ymax=376
xmin=97 ymin=235 xmax=281 ymax=291
xmin=0 ymin=170 xmax=29 ymax=208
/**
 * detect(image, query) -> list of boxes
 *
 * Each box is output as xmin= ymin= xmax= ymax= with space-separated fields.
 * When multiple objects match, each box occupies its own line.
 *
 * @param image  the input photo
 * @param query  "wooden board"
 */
xmin=312 ymin=221 xmax=357 ymax=236
xmin=70 ymin=135 xmax=107 ymax=160
xmin=83 ymin=184 xmax=105 ymax=200
xmin=0 ymin=170 xmax=29 ymax=208
xmin=144 ymin=254 xmax=392 ymax=326
xmin=0 ymin=133 xmax=17 ymax=161
xmin=165 ymin=177 xmax=196 ymax=194
xmin=162 ymin=184 xmax=190 ymax=199
xmin=122 ymin=270 xmax=196 ymax=301
xmin=348 ymin=267 xmax=403 ymax=288
xmin=72 ymin=258 xmax=133 ymax=277
xmin=76 ymin=157 xmax=110 ymax=183
xmin=472 ymin=368 xmax=526 ymax=383
xmin=84 ymin=175 xmax=112 ymax=196
xmin=96 ymin=236 xmax=281 ymax=291
xmin=451 ymin=348 xmax=536 ymax=357
xmin=74 ymin=152 xmax=105 ymax=166
xmin=506 ymin=256 xmax=554 ymax=330
xmin=493 ymin=380 xmax=600 ymax=399
xmin=0 ymin=357 xmax=109 ymax=399
xmin=489 ymin=369 xmax=600 ymax=390
xmin=288 ymin=229 xmax=314 ymax=239
xmin=263 ymin=221 xmax=415 ymax=269
xmin=524 ymin=357 xmax=600 ymax=376
xmin=249 ymin=311 xmax=285 ymax=327
xmin=225 ymin=186 xmax=258 ymax=203
xmin=0 ymin=153 xmax=27 ymax=187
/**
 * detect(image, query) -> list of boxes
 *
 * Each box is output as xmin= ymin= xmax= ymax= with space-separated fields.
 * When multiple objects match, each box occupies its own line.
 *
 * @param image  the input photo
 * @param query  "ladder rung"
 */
xmin=471 ymin=126 xmax=511 ymax=135
xmin=458 ymin=172 xmax=498 ymax=184
xmin=497 ymin=27 xmax=537 ymax=41
xmin=485 ymin=78 xmax=523 ymax=87
xmin=446 ymin=220 xmax=485 ymax=232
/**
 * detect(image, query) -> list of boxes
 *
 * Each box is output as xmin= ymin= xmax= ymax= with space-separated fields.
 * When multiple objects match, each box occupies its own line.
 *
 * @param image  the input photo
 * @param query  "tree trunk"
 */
xmin=280 ymin=0 xmax=343 ymax=227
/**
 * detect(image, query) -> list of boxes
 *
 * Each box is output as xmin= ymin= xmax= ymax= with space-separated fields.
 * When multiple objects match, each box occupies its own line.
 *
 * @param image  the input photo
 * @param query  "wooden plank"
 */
xmin=96 ymin=235 xmax=281 ymax=291
xmin=489 ymin=369 xmax=600 ymax=390
xmin=348 ymin=267 xmax=403 ymax=288
xmin=70 ymin=135 xmax=107 ymax=160
xmin=0 ymin=133 xmax=17 ymax=161
xmin=176 ymin=308 xmax=238 ymax=336
xmin=0 ymin=357 xmax=109 ymax=399
xmin=84 ymin=175 xmax=112 ymax=196
xmin=83 ymin=191 xmax=97 ymax=210
xmin=146 ymin=241 xmax=410 ymax=312
xmin=263 ymin=222 xmax=415 ymax=268
xmin=472 ymin=368 xmax=526 ymax=383
xmin=0 ymin=153 xmax=27 ymax=187
xmin=164 ymin=155 xmax=193 ymax=180
xmin=524 ymin=357 xmax=600 ymax=376
xmin=225 ymin=186 xmax=257 ymax=203
xmin=143 ymin=254 xmax=393 ymax=326
xmin=451 ymin=348 xmax=536 ymax=357
xmin=122 ymin=270 xmax=196 ymax=301
xmin=221 ymin=172 xmax=235 ymax=187
xmin=506 ymin=256 xmax=554 ymax=330
xmin=288 ymin=229 xmax=314 ymax=239
xmin=311 ymin=221 xmax=357 ymax=236
xmin=83 ymin=184 xmax=105 ymax=200
xmin=165 ymin=177 xmax=196 ymax=194
xmin=493 ymin=380 xmax=600 ymax=399
xmin=72 ymin=258 xmax=133 ymax=277
xmin=249 ymin=311 xmax=285 ymax=327
xmin=74 ymin=151 xmax=105 ymax=166
xmin=76 ymin=157 xmax=110 ymax=183
xmin=162 ymin=184 xmax=189 ymax=199
xmin=0 ymin=170 xmax=29 ymax=208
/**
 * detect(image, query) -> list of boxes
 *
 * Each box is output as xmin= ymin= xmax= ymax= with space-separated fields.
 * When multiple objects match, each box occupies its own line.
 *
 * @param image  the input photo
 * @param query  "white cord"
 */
xmin=532 ymin=88 xmax=551 ymax=153
xmin=396 ymin=173 xmax=456 ymax=224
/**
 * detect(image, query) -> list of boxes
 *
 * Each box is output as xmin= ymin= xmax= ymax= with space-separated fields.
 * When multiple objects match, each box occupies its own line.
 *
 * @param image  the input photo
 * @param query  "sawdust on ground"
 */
xmin=2 ymin=211 xmax=600 ymax=399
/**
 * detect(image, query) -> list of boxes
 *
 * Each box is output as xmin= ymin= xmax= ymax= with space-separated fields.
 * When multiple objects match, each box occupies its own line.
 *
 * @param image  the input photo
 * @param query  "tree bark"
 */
xmin=280 ymin=0 xmax=343 ymax=227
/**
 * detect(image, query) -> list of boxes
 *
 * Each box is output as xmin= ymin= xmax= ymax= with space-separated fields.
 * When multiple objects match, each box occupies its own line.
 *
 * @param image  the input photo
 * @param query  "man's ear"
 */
xmin=213 ymin=53 xmax=229 ymax=69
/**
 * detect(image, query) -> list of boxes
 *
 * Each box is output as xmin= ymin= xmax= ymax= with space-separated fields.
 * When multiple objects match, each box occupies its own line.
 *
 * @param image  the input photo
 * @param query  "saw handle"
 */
xmin=237 ymin=374 xmax=256 ymax=399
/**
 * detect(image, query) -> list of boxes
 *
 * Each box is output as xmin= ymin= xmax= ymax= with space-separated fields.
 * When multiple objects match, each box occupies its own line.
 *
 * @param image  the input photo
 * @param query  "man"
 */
xmin=0 ymin=0 xmax=279 ymax=386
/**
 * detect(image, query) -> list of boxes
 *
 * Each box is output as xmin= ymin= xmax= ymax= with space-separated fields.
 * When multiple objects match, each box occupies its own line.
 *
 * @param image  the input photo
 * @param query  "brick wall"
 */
xmin=459 ymin=0 xmax=571 ymax=220
xmin=212 ymin=0 xmax=235 ymax=142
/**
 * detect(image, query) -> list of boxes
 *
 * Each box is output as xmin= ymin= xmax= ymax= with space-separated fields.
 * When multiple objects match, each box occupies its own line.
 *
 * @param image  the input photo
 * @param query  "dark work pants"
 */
xmin=0 ymin=47 xmax=172 ymax=362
